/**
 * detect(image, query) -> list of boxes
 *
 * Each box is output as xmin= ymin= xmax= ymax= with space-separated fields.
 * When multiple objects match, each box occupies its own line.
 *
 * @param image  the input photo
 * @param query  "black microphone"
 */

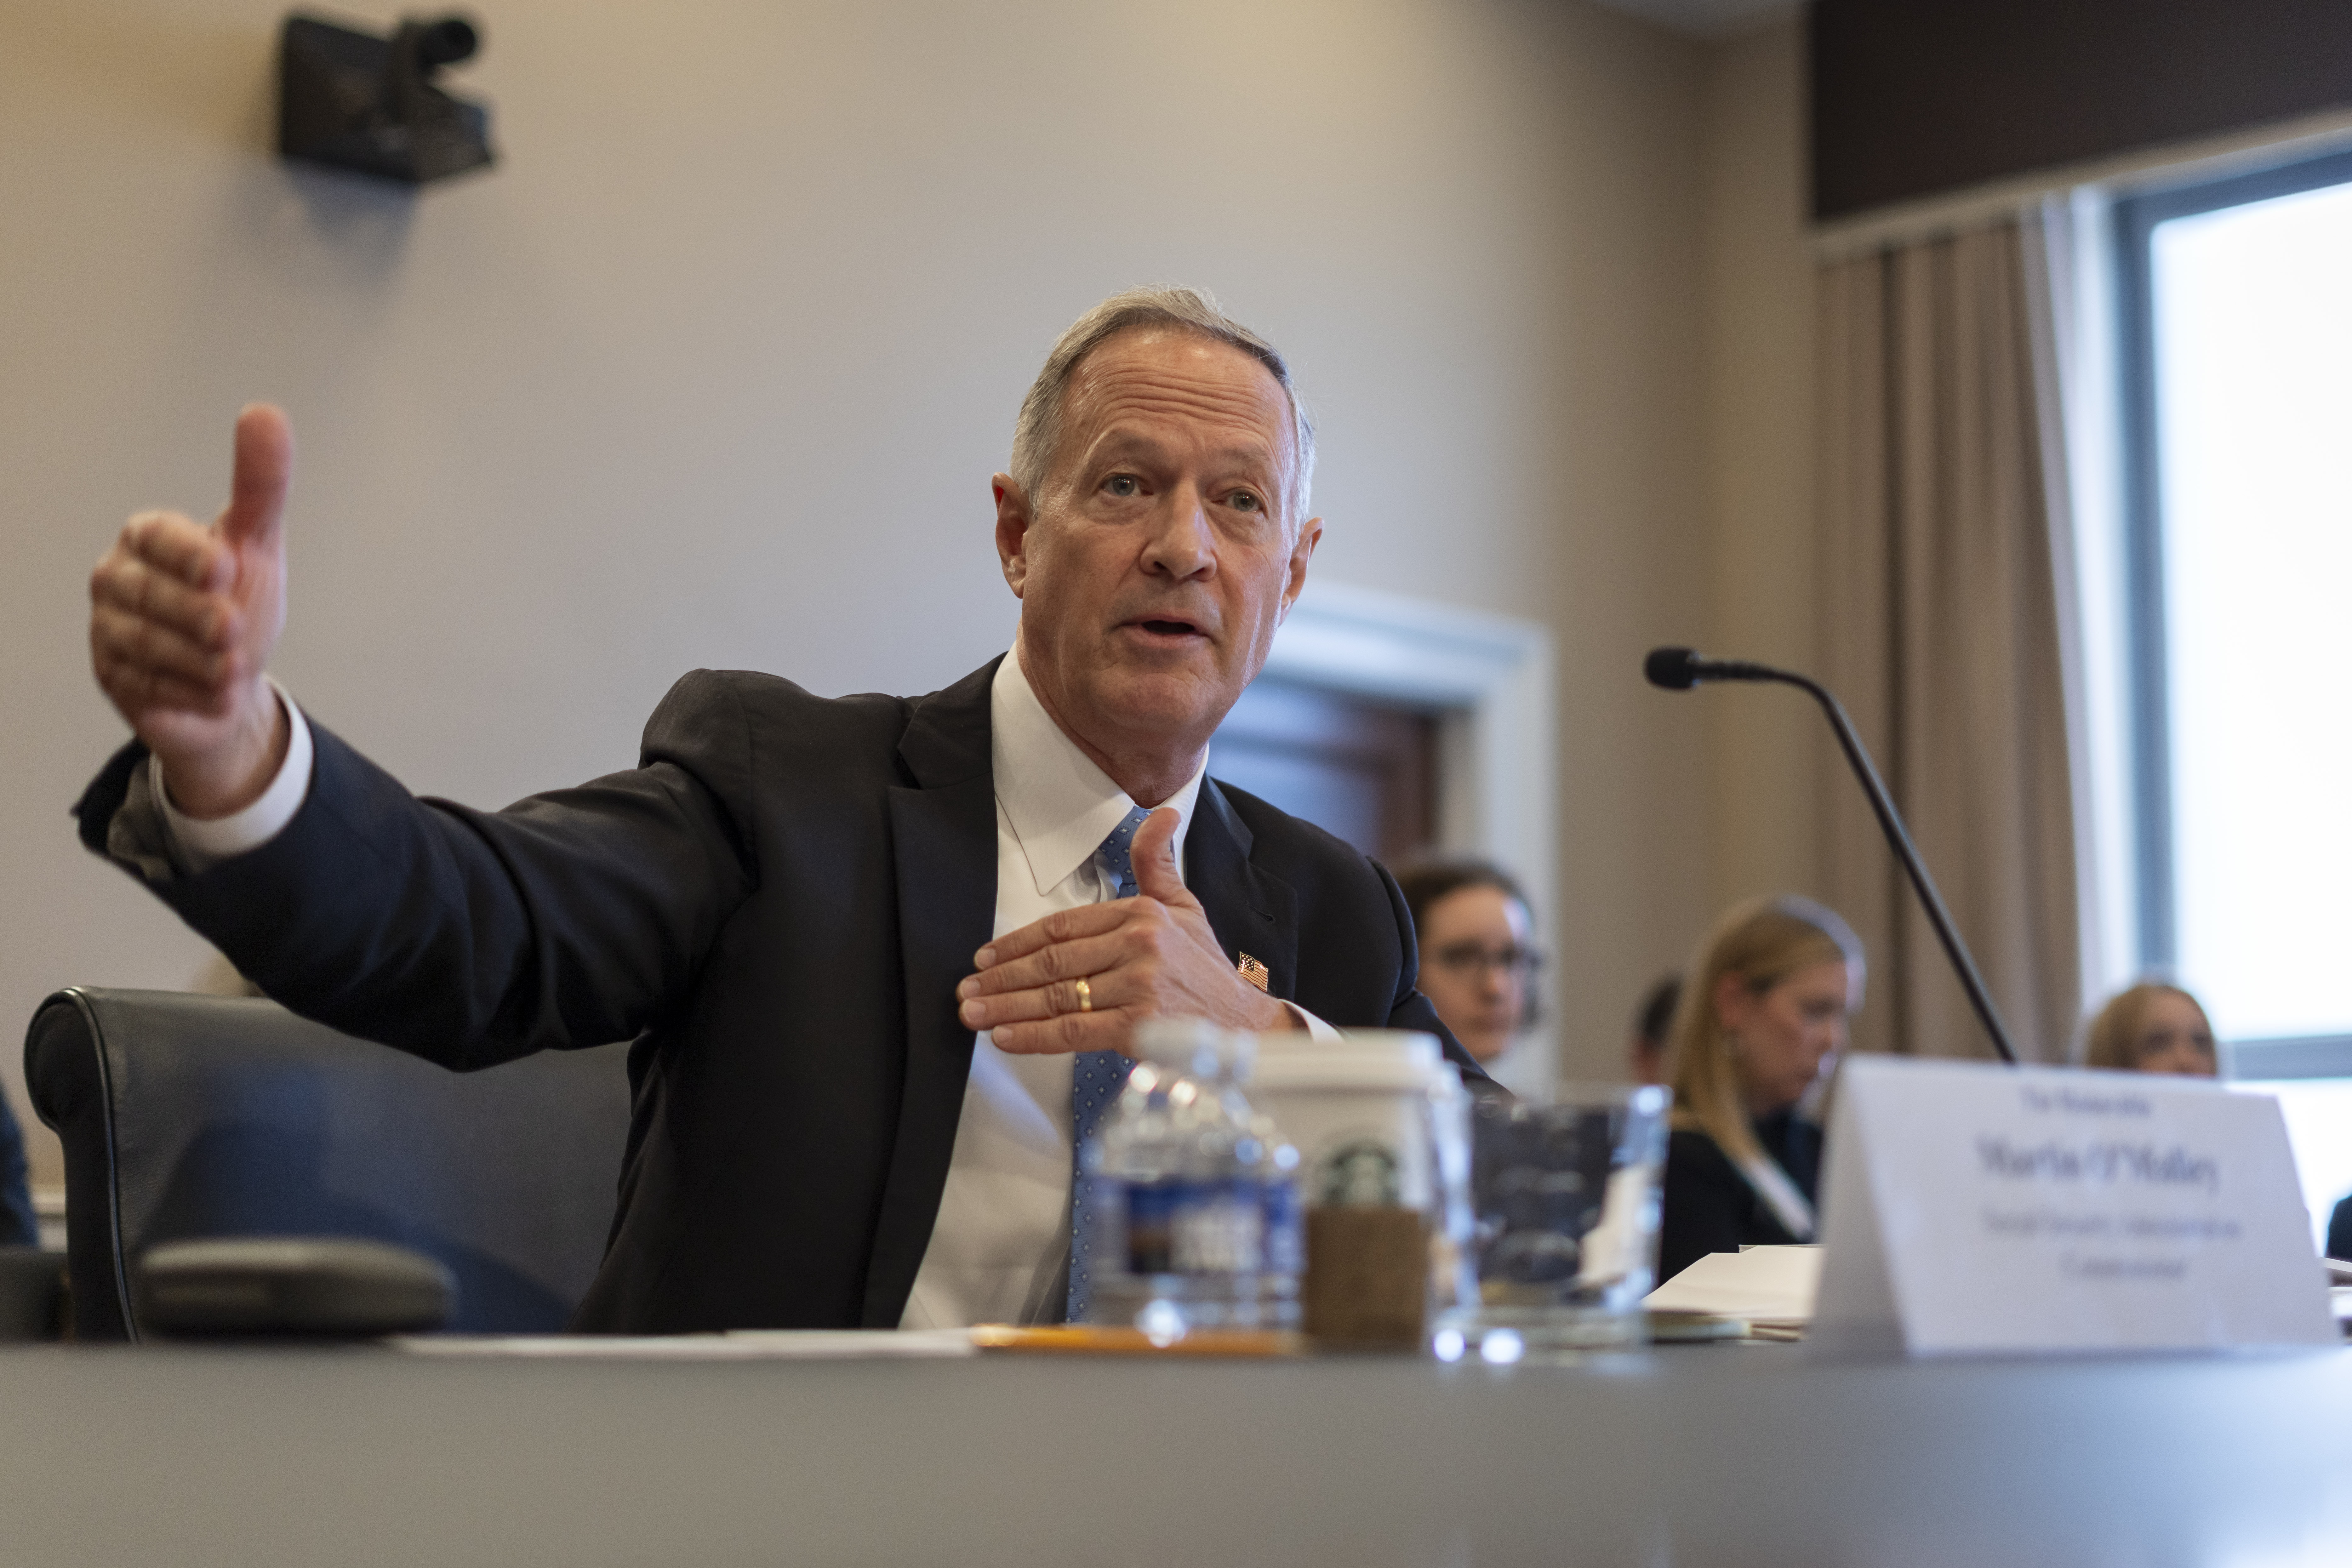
xmin=1642 ymin=647 xmax=1781 ymax=690
xmin=1644 ymin=647 xmax=2021 ymax=1066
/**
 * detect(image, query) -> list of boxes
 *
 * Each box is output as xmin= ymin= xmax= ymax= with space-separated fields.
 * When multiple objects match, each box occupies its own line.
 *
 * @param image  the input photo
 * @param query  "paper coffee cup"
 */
xmin=1248 ymin=1030 xmax=1450 ymax=1347
xmin=1249 ymin=1030 xmax=1445 ymax=1210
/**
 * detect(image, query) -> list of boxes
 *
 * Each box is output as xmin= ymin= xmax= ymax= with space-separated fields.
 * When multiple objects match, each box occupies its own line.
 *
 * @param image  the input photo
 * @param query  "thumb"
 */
xmin=1130 ymin=806 xmax=1197 ymax=909
xmin=219 ymin=403 xmax=294 ymax=550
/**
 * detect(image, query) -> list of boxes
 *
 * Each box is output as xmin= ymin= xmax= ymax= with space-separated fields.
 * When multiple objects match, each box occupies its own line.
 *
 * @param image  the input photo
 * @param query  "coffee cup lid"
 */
xmin=1249 ymin=1029 xmax=1444 ymax=1092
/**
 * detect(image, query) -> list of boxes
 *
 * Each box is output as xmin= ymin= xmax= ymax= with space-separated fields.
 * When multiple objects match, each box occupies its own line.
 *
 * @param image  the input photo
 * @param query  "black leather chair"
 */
xmin=25 ymin=988 xmax=630 ymax=1341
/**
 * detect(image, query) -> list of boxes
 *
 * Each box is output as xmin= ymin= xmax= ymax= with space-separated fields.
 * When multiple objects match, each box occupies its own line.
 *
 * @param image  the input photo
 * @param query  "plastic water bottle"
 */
xmin=1082 ymin=1019 xmax=1302 ymax=1336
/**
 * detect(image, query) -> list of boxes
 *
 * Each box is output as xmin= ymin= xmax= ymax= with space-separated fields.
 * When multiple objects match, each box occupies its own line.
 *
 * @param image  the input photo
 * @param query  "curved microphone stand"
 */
xmin=1645 ymin=647 xmax=2021 ymax=1067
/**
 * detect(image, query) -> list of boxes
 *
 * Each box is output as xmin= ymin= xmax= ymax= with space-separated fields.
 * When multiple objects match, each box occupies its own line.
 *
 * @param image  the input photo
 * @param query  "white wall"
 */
xmin=0 ymin=0 xmax=1722 ymax=1181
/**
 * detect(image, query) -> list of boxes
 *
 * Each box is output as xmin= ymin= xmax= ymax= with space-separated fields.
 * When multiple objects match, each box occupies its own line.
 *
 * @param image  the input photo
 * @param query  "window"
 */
xmin=2117 ymin=151 xmax=2352 ymax=1252
xmin=2116 ymin=150 xmax=2352 ymax=1062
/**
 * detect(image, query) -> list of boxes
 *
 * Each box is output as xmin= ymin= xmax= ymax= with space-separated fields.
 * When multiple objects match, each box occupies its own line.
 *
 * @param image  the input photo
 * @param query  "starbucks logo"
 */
xmin=1318 ymin=1141 xmax=1401 ymax=1208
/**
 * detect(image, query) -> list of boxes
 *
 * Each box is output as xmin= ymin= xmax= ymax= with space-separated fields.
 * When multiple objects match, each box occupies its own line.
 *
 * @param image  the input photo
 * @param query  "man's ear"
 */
xmin=1278 ymin=515 xmax=1324 ymax=623
xmin=993 ymin=473 xmax=1032 ymax=597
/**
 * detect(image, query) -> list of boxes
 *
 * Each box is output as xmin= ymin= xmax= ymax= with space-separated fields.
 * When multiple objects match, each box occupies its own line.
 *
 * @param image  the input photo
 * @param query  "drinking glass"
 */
xmin=1432 ymin=1083 xmax=1670 ymax=1360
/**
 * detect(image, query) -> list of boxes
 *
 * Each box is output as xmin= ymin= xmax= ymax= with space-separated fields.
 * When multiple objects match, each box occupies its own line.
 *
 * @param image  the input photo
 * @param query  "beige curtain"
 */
xmin=1816 ymin=220 xmax=2081 ymax=1063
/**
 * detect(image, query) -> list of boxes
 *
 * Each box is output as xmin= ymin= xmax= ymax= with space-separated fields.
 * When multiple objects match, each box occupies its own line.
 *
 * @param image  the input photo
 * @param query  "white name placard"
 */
xmin=1812 ymin=1056 xmax=2337 ymax=1357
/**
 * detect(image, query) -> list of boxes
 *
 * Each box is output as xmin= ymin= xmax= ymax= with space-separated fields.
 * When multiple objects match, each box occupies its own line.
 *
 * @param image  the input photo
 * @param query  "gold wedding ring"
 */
xmin=1074 ymin=977 xmax=1093 ymax=1013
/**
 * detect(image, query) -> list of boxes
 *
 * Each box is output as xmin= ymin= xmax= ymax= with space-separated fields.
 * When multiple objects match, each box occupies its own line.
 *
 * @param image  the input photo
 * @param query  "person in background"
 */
xmin=1395 ymin=860 xmax=1540 ymax=1066
xmin=1657 ymin=895 xmax=1863 ymax=1283
xmin=2084 ymin=982 xmax=2218 ymax=1077
xmin=1628 ymin=973 xmax=1679 ymax=1086
xmin=2328 ymin=1195 xmax=2351 ymax=1263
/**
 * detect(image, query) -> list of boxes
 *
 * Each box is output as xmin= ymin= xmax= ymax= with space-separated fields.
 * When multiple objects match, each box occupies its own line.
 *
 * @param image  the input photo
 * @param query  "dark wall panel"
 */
xmin=1812 ymin=0 xmax=2352 ymax=221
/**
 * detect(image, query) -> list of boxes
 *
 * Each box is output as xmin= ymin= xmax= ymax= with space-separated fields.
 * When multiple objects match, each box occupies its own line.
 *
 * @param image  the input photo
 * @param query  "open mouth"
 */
xmin=1128 ymin=616 xmax=1208 ymax=641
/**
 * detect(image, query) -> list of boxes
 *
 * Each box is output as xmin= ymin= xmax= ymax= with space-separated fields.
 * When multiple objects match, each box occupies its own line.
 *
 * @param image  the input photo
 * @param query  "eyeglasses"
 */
xmin=1430 ymin=943 xmax=1543 ymax=980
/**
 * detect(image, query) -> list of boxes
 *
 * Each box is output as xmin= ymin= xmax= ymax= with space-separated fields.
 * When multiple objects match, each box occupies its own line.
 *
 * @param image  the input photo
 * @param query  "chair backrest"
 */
xmin=24 ymin=988 xmax=630 ymax=1341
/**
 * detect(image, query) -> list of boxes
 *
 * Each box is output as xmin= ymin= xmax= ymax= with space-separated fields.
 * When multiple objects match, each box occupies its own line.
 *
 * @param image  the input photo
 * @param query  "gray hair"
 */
xmin=1009 ymin=286 xmax=1316 ymax=523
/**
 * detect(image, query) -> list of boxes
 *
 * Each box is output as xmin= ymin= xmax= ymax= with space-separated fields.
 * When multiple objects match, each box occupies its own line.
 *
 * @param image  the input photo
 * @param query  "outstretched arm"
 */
xmin=80 ymin=408 xmax=757 ymax=1067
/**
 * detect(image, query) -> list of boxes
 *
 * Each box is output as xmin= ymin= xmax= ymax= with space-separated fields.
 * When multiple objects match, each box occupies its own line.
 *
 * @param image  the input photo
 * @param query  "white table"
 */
xmin=3 ymin=1341 xmax=2348 ymax=1565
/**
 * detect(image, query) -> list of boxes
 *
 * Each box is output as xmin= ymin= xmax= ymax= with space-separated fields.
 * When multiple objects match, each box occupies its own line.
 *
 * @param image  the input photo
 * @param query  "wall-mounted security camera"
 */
xmin=278 ymin=11 xmax=494 ymax=185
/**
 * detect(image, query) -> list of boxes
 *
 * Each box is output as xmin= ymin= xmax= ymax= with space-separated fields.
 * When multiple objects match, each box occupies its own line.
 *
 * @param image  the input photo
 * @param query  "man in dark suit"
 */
xmin=80 ymin=288 xmax=1484 ymax=1333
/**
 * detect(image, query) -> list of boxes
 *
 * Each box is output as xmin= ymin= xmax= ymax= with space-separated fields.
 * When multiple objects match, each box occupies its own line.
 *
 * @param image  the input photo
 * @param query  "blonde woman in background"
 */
xmin=2085 ymin=983 xmax=2218 ymax=1077
xmin=1657 ymin=895 xmax=1864 ymax=1283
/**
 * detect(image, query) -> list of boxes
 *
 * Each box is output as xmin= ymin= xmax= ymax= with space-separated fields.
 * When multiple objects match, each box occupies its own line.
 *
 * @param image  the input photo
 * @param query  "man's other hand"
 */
xmin=89 ymin=405 xmax=293 ymax=818
xmin=958 ymin=807 xmax=1295 ymax=1053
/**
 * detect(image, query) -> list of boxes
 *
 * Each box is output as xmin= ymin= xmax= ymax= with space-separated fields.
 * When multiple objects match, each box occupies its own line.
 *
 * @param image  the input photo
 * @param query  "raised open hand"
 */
xmin=957 ymin=806 xmax=1294 ymax=1054
xmin=89 ymin=405 xmax=293 ymax=817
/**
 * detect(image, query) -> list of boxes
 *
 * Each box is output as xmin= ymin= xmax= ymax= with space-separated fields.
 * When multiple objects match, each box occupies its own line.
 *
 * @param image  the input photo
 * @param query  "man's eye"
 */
xmin=1104 ymin=475 xmax=1139 ymax=498
xmin=1229 ymin=490 xmax=1261 ymax=512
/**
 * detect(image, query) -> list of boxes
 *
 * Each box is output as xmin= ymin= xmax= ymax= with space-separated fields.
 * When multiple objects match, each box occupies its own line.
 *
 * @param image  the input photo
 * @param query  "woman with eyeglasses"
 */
xmin=1394 ymin=861 xmax=1541 ymax=1066
xmin=1657 ymin=895 xmax=1864 ymax=1284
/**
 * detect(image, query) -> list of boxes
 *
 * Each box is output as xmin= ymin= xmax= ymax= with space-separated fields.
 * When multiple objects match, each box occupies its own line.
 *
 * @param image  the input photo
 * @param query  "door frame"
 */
xmin=1259 ymin=582 xmax=1557 ymax=1092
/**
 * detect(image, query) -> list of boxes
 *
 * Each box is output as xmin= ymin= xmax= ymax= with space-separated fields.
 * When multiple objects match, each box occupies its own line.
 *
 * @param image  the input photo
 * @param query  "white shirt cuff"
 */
xmin=1281 ymin=1001 xmax=1343 ymax=1041
xmin=153 ymin=680 xmax=314 ymax=871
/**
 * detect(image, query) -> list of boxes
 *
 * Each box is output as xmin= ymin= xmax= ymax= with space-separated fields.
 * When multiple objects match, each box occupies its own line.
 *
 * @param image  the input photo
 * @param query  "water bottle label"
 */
xmin=1171 ymin=1187 xmax=1265 ymax=1274
xmin=1121 ymin=1180 xmax=1177 ymax=1276
xmin=1114 ymin=1177 xmax=1301 ymax=1278
xmin=1261 ymin=1177 xmax=1304 ymax=1275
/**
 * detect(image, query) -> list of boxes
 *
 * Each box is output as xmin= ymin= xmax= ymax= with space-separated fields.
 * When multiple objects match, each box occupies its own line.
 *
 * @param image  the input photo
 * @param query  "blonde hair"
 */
xmin=2084 ymin=983 xmax=2212 ymax=1071
xmin=1663 ymin=896 xmax=1864 ymax=1172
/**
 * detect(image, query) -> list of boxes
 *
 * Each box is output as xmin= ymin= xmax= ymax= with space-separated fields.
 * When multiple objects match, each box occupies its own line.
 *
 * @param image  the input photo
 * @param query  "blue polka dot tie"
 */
xmin=1065 ymin=805 xmax=1152 ymax=1323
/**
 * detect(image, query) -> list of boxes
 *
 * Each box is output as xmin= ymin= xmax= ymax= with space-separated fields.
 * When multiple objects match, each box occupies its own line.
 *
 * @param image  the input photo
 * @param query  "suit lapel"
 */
xmin=861 ymin=683 xmax=1299 ymax=1325
xmin=862 ymin=659 xmax=1000 ymax=1327
xmin=1186 ymin=779 xmax=1299 ymax=1003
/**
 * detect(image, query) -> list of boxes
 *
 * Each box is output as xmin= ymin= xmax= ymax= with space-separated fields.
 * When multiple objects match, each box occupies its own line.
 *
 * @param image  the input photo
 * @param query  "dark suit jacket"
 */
xmin=77 ymin=657 xmax=1481 ymax=1333
xmin=1656 ymin=1108 xmax=1822 ymax=1284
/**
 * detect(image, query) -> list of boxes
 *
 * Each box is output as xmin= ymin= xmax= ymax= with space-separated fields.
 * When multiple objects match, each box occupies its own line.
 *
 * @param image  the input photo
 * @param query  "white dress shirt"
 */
xmin=152 ymin=678 xmax=317 ymax=866
xmin=895 ymin=649 xmax=1208 ymax=1328
xmin=154 ymin=651 xmax=1334 ymax=1331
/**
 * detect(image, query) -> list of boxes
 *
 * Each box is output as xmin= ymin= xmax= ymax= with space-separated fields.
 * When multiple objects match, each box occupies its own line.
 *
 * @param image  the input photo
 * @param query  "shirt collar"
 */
xmin=992 ymin=645 xmax=1204 ymax=897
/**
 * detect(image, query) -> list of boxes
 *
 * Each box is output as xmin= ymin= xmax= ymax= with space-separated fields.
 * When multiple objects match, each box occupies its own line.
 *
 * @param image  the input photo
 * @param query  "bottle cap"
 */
xmin=1133 ymin=1017 xmax=1250 ymax=1076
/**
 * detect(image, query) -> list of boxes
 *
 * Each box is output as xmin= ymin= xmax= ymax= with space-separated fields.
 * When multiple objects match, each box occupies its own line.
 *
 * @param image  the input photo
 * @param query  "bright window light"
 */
xmin=2150 ymin=178 xmax=2352 ymax=1043
xmin=2234 ymin=1080 xmax=2352 ymax=1254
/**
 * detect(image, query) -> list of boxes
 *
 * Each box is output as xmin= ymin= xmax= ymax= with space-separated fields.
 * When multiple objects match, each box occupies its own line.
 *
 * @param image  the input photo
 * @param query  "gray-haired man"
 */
xmin=80 ymin=288 xmax=1486 ymax=1332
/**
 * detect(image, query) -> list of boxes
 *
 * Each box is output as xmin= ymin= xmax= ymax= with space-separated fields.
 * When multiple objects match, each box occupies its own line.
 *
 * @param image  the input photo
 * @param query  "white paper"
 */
xmin=1812 ymin=1056 xmax=2338 ymax=1357
xmin=1643 ymin=1245 xmax=1820 ymax=1326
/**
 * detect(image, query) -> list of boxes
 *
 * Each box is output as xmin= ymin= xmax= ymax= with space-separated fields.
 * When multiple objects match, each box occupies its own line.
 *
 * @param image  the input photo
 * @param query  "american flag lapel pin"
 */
xmin=1236 ymin=953 xmax=1270 ymax=992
